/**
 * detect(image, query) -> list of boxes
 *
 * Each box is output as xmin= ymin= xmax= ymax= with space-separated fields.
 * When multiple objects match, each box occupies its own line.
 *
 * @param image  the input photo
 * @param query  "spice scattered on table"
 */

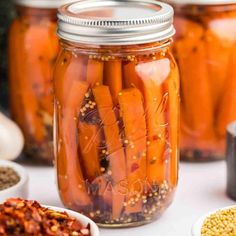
xmin=201 ymin=206 xmax=236 ymax=236
xmin=0 ymin=167 xmax=20 ymax=190
xmin=0 ymin=198 xmax=91 ymax=236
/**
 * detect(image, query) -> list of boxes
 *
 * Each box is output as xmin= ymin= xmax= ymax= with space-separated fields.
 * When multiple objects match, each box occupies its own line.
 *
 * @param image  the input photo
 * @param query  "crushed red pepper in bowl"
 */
xmin=0 ymin=198 xmax=91 ymax=236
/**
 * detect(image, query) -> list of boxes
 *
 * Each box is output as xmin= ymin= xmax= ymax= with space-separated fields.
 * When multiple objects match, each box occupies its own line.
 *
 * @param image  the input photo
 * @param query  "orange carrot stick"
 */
xmin=216 ymin=47 xmax=236 ymax=142
xmin=78 ymin=123 xmax=101 ymax=182
xmin=175 ymin=38 xmax=215 ymax=150
xmin=125 ymin=60 xmax=168 ymax=185
xmin=204 ymin=28 xmax=232 ymax=108
xmin=8 ymin=20 xmax=24 ymax=128
xmin=8 ymin=20 xmax=45 ymax=142
xmin=174 ymin=16 xmax=204 ymax=56
xmin=54 ymin=54 xmax=87 ymax=106
xmin=92 ymin=86 xmax=126 ymax=219
xmin=123 ymin=62 xmax=143 ymax=90
xmin=17 ymin=32 xmax=45 ymax=142
xmin=59 ymin=80 xmax=91 ymax=206
xmin=104 ymin=60 xmax=122 ymax=104
xmin=82 ymin=58 xmax=104 ymax=199
xmin=139 ymin=64 xmax=166 ymax=184
xmin=166 ymin=59 xmax=180 ymax=188
xmin=118 ymin=88 xmax=147 ymax=213
xmin=87 ymin=59 xmax=104 ymax=86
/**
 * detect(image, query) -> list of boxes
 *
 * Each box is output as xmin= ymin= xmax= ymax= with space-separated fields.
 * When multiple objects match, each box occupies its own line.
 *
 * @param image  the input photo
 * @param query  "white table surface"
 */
xmin=25 ymin=161 xmax=235 ymax=236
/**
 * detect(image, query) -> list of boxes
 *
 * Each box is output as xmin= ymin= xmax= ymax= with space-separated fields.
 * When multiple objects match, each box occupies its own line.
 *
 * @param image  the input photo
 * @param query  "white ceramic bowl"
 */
xmin=0 ymin=160 xmax=28 ymax=202
xmin=45 ymin=206 xmax=100 ymax=236
xmin=192 ymin=205 xmax=236 ymax=236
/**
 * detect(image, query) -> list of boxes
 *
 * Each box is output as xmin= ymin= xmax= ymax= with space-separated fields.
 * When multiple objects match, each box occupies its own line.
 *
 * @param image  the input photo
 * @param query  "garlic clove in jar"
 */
xmin=0 ymin=112 xmax=24 ymax=160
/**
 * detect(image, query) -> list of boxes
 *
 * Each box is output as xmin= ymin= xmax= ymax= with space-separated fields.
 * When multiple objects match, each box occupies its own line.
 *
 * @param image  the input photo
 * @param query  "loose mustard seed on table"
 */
xmin=0 ymin=167 xmax=20 ymax=190
xmin=201 ymin=207 xmax=236 ymax=236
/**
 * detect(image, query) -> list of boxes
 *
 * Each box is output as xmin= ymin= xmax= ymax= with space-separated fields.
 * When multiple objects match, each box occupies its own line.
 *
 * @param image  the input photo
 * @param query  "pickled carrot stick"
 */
xmin=92 ymin=86 xmax=126 ymax=181
xmin=174 ymin=16 xmax=204 ymax=56
xmin=60 ymin=80 xmax=91 ymax=206
xmin=14 ymin=27 xmax=45 ymax=142
xmin=140 ymin=59 xmax=171 ymax=185
xmin=82 ymin=59 xmax=105 ymax=203
xmin=175 ymin=39 xmax=215 ymax=150
xmin=118 ymin=88 xmax=146 ymax=142
xmin=124 ymin=60 xmax=167 ymax=185
xmin=24 ymin=24 xmax=58 ymax=115
xmin=78 ymin=123 xmax=101 ymax=182
xmin=53 ymin=50 xmax=71 ymax=104
xmin=92 ymin=86 xmax=126 ymax=219
xmin=110 ymin=149 xmax=127 ymax=219
xmin=87 ymin=59 xmax=104 ymax=86
xmin=216 ymin=48 xmax=236 ymax=140
xmin=123 ymin=62 xmax=143 ymax=90
xmin=104 ymin=60 xmax=122 ymax=104
xmin=56 ymin=107 xmax=72 ymax=204
xmin=8 ymin=20 xmax=24 ymax=128
xmin=166 ymin=60 xmax=180 ymax=188
xmin=118 ymin=88 xmax=147 ymax=213
xmin=204 ymin=29 xmax=232 ymax=107
xmin=20 ymin=78 xmax=45 ymax=142
xmin=54 ymin=53 xmax=87 ymax=105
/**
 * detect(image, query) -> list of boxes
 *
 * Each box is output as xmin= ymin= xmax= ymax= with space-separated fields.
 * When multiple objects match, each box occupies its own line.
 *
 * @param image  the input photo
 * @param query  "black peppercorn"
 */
xmin=0 ymin=167 xmax=20 ymax=191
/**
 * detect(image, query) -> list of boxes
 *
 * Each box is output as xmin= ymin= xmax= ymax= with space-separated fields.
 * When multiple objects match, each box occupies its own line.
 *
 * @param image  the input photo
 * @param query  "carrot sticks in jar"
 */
xmin=8 ymin=6 xmax=59 ymax=164
xmin=55 ymin=47 xmax=179 ymax=226
xmin=173 ymin=4 xmax=236 ymax=161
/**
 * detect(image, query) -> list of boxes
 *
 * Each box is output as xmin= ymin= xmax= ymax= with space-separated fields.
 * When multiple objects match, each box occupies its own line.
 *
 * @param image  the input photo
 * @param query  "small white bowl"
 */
xmin=0 ymin=160 xmax=28 ymax=202
xmin=192 ymin=205 xmax=236 ymax=236
xmin=45 ymin=206 xmax=100 ymax=236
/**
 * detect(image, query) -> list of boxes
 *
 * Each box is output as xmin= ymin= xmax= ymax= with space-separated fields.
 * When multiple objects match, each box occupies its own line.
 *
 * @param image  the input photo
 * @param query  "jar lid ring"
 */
xmin=58 ymin=0 xmax=175 ymax=45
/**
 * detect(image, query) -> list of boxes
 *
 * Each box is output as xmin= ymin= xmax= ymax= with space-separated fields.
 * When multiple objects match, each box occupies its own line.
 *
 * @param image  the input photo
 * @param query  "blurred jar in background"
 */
xmin=8 ymin=0 xmax=69 ymax=164
xmin=0 ymin=0 xmax=14 ymax=110
xmin=169 ymin=0 xmax=236 ymax=161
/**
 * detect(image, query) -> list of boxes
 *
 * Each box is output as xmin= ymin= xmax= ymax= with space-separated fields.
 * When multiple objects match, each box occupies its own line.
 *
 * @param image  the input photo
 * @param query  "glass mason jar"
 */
xmin=169 ymin=0 xmax=236 ymax=161
xmin=54 ymin=0 xmax=180 ymax=227
xmin=8 ymin=0 xmax=62 ymax=164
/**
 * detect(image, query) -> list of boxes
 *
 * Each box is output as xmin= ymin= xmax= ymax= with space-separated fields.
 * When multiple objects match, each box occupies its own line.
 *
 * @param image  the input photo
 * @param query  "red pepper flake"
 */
xmin=0 ymin=198 xmax=91 ymax=236
xmin=131 ymin=163 xmax=139 ymax=173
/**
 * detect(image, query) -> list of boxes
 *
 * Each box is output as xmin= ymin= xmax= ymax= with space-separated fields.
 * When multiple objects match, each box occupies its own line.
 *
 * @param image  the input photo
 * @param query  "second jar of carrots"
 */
xmin=8 ymin=0 xmax=62 ymax=164
xmin=169 ymin=0 xmax=236 ymax=161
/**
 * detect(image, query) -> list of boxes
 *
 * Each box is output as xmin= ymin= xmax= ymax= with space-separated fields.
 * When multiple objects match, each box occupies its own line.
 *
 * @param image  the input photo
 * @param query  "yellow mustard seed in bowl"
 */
xmin=201 ymin=207 xmax=236 ymax=236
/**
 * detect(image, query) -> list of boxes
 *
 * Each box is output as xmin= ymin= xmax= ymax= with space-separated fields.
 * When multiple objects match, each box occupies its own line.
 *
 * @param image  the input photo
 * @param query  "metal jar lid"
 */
xmin=57 ymin=0 xmax=175 ymax=45
xmin=163 ymin=0 xmax=236 ymax=5
xmin=15 ymin=0 xmax=75 ymax=9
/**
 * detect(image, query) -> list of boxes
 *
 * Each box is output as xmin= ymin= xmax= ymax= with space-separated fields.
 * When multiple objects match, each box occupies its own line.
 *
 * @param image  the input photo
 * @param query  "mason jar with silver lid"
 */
xmin=163 ymin=0 xmax=236 ymax=162
xmin=8 ymin=0 xmax=72 ymax=164
xmin=54 ymin=0 xmax=179 ymax=227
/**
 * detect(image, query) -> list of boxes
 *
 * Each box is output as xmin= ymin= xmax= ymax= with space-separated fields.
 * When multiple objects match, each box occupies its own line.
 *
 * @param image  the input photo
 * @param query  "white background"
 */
xmin=25 ymin=161 xmax=235 ymax=236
